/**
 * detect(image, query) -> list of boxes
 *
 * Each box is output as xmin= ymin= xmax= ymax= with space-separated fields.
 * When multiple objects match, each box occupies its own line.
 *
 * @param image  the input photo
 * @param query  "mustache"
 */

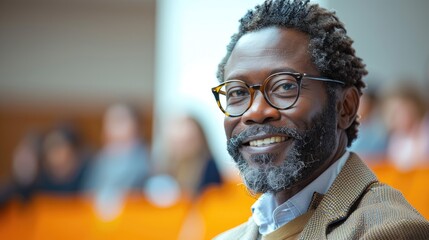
xmin=227 ymin=125 xmax=304 ymax=155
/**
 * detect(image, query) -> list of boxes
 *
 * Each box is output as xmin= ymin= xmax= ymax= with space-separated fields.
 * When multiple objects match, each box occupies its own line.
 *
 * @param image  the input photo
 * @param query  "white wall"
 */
xmin=327 ymin=0 xmax=429 ymax=90
xmin=0 ymin=0 xmax=156 ymax=108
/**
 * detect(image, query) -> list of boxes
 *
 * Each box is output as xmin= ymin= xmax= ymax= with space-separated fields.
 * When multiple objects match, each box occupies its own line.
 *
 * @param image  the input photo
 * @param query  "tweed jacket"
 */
xmin=214 ymin=153 xmax=429 ymax=240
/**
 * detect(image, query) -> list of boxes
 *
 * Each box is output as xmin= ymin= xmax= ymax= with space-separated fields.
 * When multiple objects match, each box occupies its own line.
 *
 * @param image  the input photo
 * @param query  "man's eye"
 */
xmin=270 ymin=80 xmax=298 ymax=98
xmin=227 ymin=88 xmax=249 ymax=98
xmin=272 ymin=82 xmax=297 ymax=92
xmin=280 ymin=83 xmax=296 ymax=91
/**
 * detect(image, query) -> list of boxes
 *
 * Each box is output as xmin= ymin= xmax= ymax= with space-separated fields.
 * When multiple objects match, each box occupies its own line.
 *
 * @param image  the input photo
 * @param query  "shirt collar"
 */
xmin=251 ymin=151 xmax=350 ymax=235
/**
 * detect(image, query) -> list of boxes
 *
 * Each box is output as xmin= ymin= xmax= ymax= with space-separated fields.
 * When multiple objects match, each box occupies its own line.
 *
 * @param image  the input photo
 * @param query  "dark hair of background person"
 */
xmin=37 ymin=123 xmax=90 ymax=193
xmin=216 ymin=0 xmax=368 ymax=146
xmin=163 ymin=114 xmax=223 ymax=198
xmin=187 ymin=116 xmax=223 ymax=194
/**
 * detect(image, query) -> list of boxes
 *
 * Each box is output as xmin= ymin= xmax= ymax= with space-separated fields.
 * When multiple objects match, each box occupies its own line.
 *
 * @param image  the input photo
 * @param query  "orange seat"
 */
xmin=192 ymin=181 xmax=257 ymax=240
xmin=371 ymin=162 xmax=429 ymax=220
xmin=0 ymin=194 xmax=192 ymax=240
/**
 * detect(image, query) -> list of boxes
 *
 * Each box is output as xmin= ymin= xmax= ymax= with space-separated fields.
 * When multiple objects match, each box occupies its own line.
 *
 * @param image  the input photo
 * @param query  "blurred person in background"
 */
xmin=382 ymin=84 xmax=429 ymax=171
xmin=164 ymin=114 xmax=223 ymax=199
xmin=157 ymin=114 xmax=223 ymax=240
xmin=8 ymin=132 xmax=43 ymax=202
xmin=83 ymin=103 xmax=150 ymax=219
xmin=37 ymin=123 xmax=89 ymax=193
xmin=348 ymin=86 xmax=388 ymax=162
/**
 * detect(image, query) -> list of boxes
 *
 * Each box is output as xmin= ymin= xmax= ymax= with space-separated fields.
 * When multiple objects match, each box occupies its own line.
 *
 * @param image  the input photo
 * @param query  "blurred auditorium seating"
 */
xmin=0 ymin=164 xmax=428 ymax=240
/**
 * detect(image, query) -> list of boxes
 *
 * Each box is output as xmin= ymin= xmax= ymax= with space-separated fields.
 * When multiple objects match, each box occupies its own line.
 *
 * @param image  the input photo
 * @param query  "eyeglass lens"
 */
xmin=218 ymin=73 xmax=299 ymax=116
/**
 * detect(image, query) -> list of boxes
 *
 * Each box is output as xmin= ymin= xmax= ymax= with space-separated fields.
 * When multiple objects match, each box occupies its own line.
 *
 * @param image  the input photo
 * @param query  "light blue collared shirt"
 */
xmin=251 ymin=151 xmax=350 ymax=235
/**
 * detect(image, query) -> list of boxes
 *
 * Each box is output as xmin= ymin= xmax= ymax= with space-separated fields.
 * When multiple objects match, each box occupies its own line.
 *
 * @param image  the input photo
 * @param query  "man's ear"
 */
xmin=337 ymin=87 xmax=360 ymax=130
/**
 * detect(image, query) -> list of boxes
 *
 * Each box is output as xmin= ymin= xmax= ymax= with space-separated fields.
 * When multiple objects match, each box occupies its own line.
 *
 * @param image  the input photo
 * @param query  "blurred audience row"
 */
xmin=350 ymin=82 xmax=429 ymax=170
xmin=0 ymin=103 xmax=222 ymax=219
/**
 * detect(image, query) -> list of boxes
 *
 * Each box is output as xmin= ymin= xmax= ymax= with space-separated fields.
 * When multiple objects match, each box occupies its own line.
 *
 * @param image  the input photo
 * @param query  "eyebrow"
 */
xmin=267 ymin=67 xmax=299 ymax=76
xmin=226 ymin=67 xmax=299 ymax=81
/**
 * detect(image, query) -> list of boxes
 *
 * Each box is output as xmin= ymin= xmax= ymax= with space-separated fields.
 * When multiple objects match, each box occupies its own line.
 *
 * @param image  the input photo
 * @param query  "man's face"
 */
xmin=223 ymin=27 xmax=339 ymax=194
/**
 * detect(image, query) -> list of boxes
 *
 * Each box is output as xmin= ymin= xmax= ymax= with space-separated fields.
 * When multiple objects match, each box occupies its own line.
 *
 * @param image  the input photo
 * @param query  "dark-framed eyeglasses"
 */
xmin=211 ymin=72 xmax=345 ymax=117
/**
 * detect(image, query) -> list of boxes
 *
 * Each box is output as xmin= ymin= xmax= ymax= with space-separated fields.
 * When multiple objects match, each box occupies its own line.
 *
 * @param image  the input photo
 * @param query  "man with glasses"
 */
xmin=212 ymin=0 xmax=429 ymax=239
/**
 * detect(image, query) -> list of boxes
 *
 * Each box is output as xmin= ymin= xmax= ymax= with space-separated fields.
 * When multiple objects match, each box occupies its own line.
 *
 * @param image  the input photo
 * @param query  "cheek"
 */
xmin=224 ymin=117 xmax=240 ymax=139
xmin=284 ymin=96 xmax=326 ymax=126
xmin=300 ymin=86 xmax=329 ymax=118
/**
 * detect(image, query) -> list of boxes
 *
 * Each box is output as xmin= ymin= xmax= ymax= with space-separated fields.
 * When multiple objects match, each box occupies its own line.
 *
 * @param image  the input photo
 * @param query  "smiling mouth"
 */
xmin=247 ymin=136 xmax=288 ymax=147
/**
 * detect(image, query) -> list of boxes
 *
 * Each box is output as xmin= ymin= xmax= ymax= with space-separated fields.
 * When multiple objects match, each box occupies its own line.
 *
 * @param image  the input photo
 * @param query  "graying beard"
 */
xmin=227 ymin=125 xmax=312 ymax=193
xmin=236 ymin=149 xmax=306 ymax=193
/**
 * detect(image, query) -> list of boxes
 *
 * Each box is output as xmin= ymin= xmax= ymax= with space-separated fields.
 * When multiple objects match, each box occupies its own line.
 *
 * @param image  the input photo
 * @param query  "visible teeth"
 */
xmin=249 ymin=136 xmax=286 ymax=147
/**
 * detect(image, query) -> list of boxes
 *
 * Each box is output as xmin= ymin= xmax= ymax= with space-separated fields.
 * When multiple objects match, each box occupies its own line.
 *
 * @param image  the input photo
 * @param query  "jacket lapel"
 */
xmin=299 ymin=152 xmax=378 ymax=239
xmin=240 ymin=217 xmax=260 ymax=240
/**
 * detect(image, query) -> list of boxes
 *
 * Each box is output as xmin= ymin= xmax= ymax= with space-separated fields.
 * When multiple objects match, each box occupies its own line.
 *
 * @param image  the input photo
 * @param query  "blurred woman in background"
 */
xmin=10 ymin=132 xmax=43 ymax=201
xmin=164 ymin=114 xmax=222 ymax=199
xmin=83 ymin=103 xmax=150 ymax=219
xmin=382 ymin=84 xmax=429 ymax=170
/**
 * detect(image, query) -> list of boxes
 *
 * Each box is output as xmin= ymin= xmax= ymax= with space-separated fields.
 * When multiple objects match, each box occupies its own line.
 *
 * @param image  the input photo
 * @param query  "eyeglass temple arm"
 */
xmin=303 ymin=75 xmax=345 ymax=85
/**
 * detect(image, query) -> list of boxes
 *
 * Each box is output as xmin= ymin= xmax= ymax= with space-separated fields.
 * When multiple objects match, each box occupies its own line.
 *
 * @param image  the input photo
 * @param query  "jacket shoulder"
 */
xmin=359 ymin=182 xmax=426 ymax=219
xmin=330 ymin=182 xmax=429 ymax=239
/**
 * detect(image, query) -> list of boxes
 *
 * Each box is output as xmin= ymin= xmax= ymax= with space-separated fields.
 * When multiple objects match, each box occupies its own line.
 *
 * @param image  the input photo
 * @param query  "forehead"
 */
xmin=224 ymin=27 xmax=317 ymax=81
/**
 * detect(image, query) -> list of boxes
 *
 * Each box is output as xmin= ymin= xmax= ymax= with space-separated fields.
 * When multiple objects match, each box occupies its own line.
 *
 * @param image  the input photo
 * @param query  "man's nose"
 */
xmin=241 ymin=91 xmax=281 ymax=124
